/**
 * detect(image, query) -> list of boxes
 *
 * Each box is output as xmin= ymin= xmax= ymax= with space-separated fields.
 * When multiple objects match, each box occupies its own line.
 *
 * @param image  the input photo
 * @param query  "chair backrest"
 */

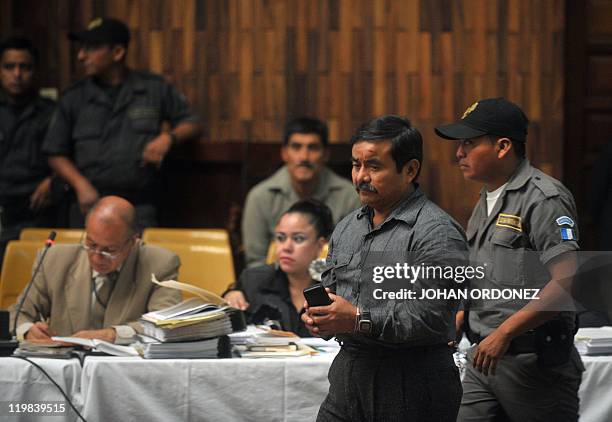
xmin=20 ymin=228 xmax=84 ymax=243
xmin=265 ymin=242 xmax=329 ymax=264
xmin=142 ymin=228 xmax=229 ymax=245
xmin=0 ymin=240 xmax=42 ymax=308
xmin=151 ymin=242 xmax=235 ymax=296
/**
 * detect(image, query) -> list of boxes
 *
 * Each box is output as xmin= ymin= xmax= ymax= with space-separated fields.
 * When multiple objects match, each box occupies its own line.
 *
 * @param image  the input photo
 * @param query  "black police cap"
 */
xmin=435 ymin=97 xmax=529 ymax=142
xmin=68 ymin=17 xmax=130 ymax=45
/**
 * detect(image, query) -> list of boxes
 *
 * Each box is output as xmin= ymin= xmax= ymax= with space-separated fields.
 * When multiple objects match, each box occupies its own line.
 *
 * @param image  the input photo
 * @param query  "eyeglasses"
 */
xmin=81 ymin=237 xmax=132 ymax=260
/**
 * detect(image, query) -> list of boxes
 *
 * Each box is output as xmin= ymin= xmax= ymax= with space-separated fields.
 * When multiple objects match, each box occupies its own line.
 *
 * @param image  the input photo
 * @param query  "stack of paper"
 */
xmin=229 ymin=326 xmax=314 ymax=358
xmin=51 ymin=337 xmax=140 ymax=357
xmin=14 ymin=340 xmax=74 ymax=359
xmin=136 ymin=335 xmax=231 ymax=359
xmin=140 ymin=298 xmax=240 ymax=342
xmin=575 ymin=326 xmax=612 ymax=355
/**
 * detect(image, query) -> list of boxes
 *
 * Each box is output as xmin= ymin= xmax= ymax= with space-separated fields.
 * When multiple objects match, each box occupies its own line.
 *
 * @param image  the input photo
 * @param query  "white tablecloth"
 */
xmin=2 ymin=353 xmax=610 ymax=422
xmin=0 ymin=357 xmax=82 ymax=422
xmin=578 ymin=355 xmax=612 ymax=422
xmin=80 ymin=354 xmax=334 ymax=422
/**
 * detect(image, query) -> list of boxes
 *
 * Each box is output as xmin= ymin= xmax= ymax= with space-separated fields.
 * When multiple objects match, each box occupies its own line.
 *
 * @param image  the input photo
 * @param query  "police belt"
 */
xmin=340 ymin=341 xmax=449 ymax=358
xmin=474 ymin=332 xmax=537 ymax=355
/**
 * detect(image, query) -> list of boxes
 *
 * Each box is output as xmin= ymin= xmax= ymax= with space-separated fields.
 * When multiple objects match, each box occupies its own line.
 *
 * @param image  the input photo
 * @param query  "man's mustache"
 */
xmin=356 ymin=182 xmax=377 ymax=193
xmin=297 ymin=161 xmax=315 ymax=169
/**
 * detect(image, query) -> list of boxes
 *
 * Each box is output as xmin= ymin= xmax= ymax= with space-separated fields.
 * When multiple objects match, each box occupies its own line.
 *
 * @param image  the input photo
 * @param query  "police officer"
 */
xmin=43 ymin=18 xmax=201 ymax=228
xmin=0 ymin=37 xmax=55 ymax=269
xmin=436 ymin=98 xmax=584 ymax=421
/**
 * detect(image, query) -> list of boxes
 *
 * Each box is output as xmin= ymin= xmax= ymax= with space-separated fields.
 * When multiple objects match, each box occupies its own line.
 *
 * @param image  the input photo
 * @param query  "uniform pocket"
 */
xmin=73 ymin=121 xmax=103 ymax=169
xmin=491 ymin=229 xmax=525 ymax=286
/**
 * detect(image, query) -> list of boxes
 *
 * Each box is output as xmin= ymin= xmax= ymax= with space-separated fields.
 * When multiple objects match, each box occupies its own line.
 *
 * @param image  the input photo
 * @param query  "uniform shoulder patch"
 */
xmin=556 ymin=216 xmax=575 ymax=227
xmin=496 ymin=213 xmax=522 ymax=232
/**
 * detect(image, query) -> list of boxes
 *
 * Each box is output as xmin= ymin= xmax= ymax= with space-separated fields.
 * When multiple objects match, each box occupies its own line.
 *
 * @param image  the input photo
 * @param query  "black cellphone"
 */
xmin=303 ymin=284 xmax=332 ymax=307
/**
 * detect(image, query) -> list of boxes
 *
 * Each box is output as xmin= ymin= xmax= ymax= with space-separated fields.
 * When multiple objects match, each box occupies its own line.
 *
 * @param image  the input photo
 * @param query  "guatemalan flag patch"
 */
xmin=560 ymin=228 xmax=575 ymax=240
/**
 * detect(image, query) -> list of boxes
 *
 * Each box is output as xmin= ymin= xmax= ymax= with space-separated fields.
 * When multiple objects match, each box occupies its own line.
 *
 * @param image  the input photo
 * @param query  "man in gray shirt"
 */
xmin=436 ymin=97 xmax=584 ymax=421
xmin=242 ymin=117 xmax=360 ymax=267
xmin=303 ymin=115 xmax=467 ymax=421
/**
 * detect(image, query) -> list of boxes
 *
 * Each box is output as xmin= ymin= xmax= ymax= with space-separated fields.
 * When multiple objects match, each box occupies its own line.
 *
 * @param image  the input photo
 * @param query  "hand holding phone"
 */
xmin=303 ymin=284 xmax=332 ymax=308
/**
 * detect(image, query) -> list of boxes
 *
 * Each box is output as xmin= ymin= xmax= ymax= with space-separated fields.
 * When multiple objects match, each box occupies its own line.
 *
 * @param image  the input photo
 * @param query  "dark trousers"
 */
xmin=317 ymin=344 xmax=462 ymax=422
xmin=458 ymin=346 xmax=583 ymax=422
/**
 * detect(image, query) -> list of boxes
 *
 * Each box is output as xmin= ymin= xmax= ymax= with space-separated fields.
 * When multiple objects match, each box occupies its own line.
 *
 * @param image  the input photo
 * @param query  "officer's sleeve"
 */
xmin=160 ymin=83 xmax=199 ymax=127
xmin=41 ymin=99 xmax=74 ymax=156
xmin=529 ymin=194 xmax=580 ymax=266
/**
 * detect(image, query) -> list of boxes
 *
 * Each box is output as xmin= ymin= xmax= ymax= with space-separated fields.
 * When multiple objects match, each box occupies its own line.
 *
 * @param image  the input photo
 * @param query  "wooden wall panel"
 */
xmin=1 ymin=0 xmax=566 ymax=228
xmin=565 ymin=0 xmax=612 ymax=249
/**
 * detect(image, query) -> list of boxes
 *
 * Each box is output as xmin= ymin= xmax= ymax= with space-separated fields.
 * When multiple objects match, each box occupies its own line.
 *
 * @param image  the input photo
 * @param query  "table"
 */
xmin=1 ymin=353 xmax=611 ymax=422
xmin=80 ymin=355 xmax=333 ymax=422
xmin=579 ymin=355 xmax=612 ymax=422
xmin=0 ymin=357 xmax=82 ymax=421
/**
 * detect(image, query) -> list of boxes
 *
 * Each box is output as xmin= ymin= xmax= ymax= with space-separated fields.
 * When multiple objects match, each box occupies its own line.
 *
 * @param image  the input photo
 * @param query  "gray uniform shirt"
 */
xmin=466 ymin=159 xmax=580 ymax=337
xmin=42 ymin=70 xmax=198 ymax=193
xmin=0 ymin=93 xmax=54 ymax=200
xmin=323 ymin=187 xmax=469 ymax=349
xmin=242 ymin=165 xmax=361 ymax=267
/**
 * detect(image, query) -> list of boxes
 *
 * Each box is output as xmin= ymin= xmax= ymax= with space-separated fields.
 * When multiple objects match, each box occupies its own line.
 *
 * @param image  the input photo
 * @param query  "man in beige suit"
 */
xmin=10 ymin=196 xmax=181 ymax=344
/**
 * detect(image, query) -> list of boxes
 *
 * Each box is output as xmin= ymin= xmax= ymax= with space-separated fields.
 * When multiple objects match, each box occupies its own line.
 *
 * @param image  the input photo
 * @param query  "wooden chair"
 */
xmin=142 ymin=228 xmax=230 ymax=246
xmin=0 ymin=240 xmax=42 ymax=308
xmin=19 ymin=228 xmax=84 ymax=243
xmin=150 ymin=242 xmax=235 ymax=296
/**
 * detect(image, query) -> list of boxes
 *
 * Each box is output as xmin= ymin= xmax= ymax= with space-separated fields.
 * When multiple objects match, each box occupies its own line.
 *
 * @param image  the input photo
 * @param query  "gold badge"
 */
xmin=496 ymin=213 xmax=522 ymax=232
xmin=462 ymin=102 xmax=478 ymax=119
xmin=88 ymin=18 xmax=103 ymax=30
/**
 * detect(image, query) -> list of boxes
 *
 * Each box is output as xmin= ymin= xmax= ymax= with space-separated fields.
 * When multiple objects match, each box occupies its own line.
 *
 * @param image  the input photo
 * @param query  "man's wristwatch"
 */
xmin=355 ymin=308 xmax=373 ymax=334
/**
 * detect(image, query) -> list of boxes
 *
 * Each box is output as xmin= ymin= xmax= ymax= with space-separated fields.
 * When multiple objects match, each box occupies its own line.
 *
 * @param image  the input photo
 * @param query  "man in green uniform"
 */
xmin=43 ymin=18 xmax=201 ymax=229
xmin=436 ymin=98 xmax=584 ymax=421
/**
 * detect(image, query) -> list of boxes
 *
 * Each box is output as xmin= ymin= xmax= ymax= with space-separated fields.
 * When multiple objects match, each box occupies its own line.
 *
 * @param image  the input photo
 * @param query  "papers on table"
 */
xmin=575 ymin=326 xmax=612 ymax=355
xmin=229 ymin=325 xmax=316 ymax=358
xmin=51 ymin=337 xmax=139 ymax=357
xmin=14 ymin=340 xmax=75 ymax=359
xmin=135 ymin=335 xmax=231 ymax=359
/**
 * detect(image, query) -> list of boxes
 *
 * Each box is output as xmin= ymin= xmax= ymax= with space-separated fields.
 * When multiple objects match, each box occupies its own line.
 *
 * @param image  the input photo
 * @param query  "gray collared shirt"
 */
xmin=323 ymin=187 xmax=469 ymax=349
xmin=242 ymin=165 xmax=361 ymax=267
xmin=466 ymin=159 xmax=580 ymax=337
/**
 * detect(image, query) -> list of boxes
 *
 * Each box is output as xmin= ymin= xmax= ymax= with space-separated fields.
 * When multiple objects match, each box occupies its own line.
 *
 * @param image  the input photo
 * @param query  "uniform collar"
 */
xmin=479 ymin=159 xmax=531 ymax=198
xmin=0 ymin=90 xmax=41 ymax=108
xmin=84 ymin=69 xmax=147 ymax=104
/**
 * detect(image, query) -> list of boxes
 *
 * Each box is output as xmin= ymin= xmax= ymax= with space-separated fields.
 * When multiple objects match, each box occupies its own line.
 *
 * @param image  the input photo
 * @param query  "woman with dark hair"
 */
xmin=224 ymin=199 xmax=333 ymax=336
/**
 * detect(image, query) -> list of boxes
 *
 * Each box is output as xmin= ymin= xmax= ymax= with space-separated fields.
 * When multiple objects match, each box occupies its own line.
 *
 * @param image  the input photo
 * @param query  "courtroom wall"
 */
xmin=1 ymin=0 xmax=566 ymax=230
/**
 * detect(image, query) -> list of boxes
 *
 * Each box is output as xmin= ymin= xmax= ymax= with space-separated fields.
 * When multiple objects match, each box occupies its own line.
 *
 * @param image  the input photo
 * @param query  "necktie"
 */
xmin=91 ymin=272 xmax=118 ymax=329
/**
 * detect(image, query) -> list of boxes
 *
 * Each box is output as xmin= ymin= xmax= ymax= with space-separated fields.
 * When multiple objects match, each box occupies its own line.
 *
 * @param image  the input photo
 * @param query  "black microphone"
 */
xmin=11 ymin=231 xmax=57 ymax=339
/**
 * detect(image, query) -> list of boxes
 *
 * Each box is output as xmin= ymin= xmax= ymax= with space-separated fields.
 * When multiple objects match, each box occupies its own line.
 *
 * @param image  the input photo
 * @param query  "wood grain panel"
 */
xmin=1 ymin=0 xmax=567 ymax=229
